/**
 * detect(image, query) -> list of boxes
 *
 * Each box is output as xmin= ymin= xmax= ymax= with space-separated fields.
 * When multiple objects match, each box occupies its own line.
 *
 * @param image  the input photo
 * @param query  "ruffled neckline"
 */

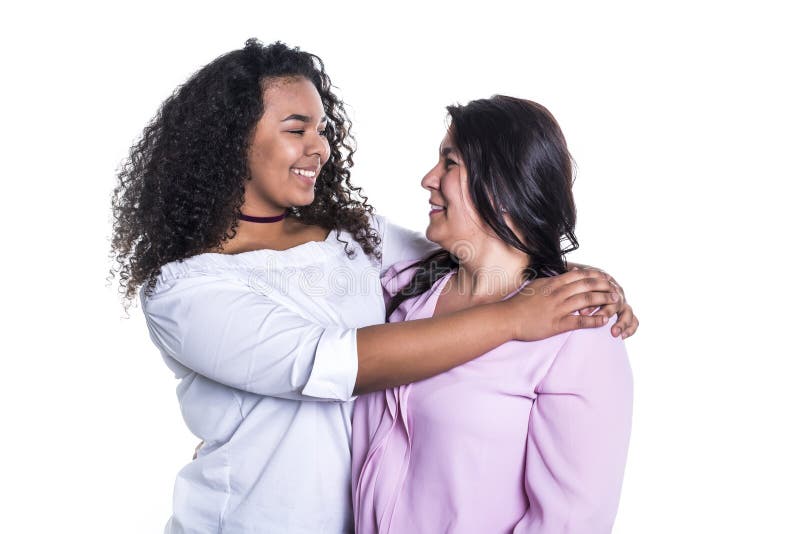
xmin=155 ymin=228 xmax=348 ymax=285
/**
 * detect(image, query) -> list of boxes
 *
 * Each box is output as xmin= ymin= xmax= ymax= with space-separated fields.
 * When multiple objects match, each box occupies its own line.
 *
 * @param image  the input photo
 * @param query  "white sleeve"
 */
xmin=141 ymin=275 xmax=358 ymax=402
xmin=375 ymin=214 xmax=439 ymax=277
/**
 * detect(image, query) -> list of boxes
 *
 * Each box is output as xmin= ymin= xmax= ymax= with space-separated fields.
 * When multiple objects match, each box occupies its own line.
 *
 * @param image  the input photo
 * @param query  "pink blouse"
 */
xmin=351 ymin=260 xmax=633 ymax=533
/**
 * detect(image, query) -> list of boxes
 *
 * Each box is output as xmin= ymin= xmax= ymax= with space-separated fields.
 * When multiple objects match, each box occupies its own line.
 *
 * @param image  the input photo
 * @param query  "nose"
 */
xmin=421 ymin=163 xmax=440 ymax=191
xmin=308 ymin=131 xmax=331 ymax=165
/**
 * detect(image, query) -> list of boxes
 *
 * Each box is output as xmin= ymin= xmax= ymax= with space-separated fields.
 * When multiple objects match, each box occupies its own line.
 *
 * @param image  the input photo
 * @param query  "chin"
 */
xmin=425 ymin=227 xmax=443 ymax=246
xmin=291 ymin=191 xmax=316 ymax=207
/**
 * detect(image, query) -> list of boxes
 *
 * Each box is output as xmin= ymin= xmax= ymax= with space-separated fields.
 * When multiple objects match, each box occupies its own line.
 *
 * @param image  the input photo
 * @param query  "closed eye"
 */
xmin=287 ymin=127 xmax=329 ymax=137
xmin=288 ymin=130 xmax=304 ymax=136
xmin=444 ymin=157 xmax=457 ymax=168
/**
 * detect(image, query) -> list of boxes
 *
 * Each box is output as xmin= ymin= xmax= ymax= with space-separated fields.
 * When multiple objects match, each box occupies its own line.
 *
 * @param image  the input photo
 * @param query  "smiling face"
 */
xmin=245 ymin=76 xmax=331 ymax=213
xmin=421 ymin=131 xmax=489 ymax=258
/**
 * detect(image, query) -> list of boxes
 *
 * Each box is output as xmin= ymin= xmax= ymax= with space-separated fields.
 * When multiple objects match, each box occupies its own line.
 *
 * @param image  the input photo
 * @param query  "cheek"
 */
xmin=443 ymin=177 xmax=470 ymax=216
xmin=278 ymin=139 xmax=305 ymax=163
xmin=248 ymin=148 xmax=285 ymax=186
xmin=250 ymin=138 xmax=275 ymax=164
xmin=449 ymin=191 xmax=484 ymax=234
xmin=246 ymin=147 xmax=266 ymax=178
xmin=256 ymin=139 xmax=302 ymax=170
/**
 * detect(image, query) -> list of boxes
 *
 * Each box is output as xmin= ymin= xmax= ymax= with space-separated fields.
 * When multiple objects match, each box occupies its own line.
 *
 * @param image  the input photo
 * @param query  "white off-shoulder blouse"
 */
xmin=141 ymin=214 xmax=436 ymax=534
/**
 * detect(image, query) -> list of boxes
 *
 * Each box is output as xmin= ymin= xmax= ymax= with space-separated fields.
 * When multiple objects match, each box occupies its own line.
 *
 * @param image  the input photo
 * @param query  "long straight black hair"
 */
xmin=385 ymin=95 xmax=579 ymax=320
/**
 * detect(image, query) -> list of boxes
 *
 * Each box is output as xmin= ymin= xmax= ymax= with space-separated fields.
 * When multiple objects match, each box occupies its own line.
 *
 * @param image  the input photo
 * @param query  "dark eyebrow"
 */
xmin=440 ymin=146 xmax=455 ymax=157
xmin=281 ymin=114 xmax=329 ymax=124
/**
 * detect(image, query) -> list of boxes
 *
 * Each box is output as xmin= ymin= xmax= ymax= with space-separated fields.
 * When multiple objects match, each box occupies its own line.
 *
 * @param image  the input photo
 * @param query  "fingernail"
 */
xmin=611 ymin=292 xmax=619 ymax=302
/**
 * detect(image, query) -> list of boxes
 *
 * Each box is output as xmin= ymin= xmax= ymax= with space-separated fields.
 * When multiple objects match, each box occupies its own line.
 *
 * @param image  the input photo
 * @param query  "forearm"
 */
xmin=354 ymin=302 xmax=513 ymax=394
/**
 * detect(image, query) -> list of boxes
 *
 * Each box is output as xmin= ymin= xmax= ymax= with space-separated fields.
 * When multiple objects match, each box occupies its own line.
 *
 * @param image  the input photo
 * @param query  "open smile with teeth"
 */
xmin=430 ymin=202 xmax=446 ymax=214
xmin=291 ymin=168 xmax=317 ymax=178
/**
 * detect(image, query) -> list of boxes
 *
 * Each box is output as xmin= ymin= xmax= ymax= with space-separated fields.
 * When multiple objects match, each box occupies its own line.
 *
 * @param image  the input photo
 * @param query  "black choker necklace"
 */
xmin=238 ymin=211 xmax=288 ymax=223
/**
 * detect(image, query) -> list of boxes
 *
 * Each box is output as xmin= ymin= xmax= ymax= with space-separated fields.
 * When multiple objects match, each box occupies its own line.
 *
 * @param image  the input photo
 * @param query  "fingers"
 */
xmin=527 ymin=268 xmax=611 ymax=300
xmin=556 ymin=312 xmax=609 ymax=334
xmin=612 ymin=308 xmax=629 ymax=337
xmin=553 ymin=275 xmax=618 ymax=302
xmin=625 ymin=315 xmax=640 ymax=338
xmin=608 ymin=276 xmax=626 ymax=300
xmin=561 ymin=290 xmax=620 ymax=315
xmin=567 ymin=262 xmax=590 ymax=271
xmin=595 ymin=295 xmax=626 ymax=317
xmin=558 ymin=268 xmax=635 ymax=338
xmin=612 ymin=305 xmax=639 ymax=339
xmin=545 ymin=267 xmax=610 ymax=290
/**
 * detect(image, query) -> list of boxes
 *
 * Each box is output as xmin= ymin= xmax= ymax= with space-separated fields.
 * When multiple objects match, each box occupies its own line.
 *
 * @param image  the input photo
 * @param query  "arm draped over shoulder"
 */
xmin=142 ymin=214 xmax=437 ymax=402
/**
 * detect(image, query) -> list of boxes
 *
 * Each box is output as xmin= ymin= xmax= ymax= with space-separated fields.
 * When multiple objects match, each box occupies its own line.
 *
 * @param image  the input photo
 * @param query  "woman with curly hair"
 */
xmin=352 ymin=96 xmax=634 ymax=534
xmin=110 ymin=39 xmax=638 ymax=533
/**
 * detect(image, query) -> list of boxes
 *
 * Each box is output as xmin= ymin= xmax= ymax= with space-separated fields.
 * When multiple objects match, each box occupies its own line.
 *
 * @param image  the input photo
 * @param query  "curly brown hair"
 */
xmin=110 ymin=39 xmax=380 ymax=307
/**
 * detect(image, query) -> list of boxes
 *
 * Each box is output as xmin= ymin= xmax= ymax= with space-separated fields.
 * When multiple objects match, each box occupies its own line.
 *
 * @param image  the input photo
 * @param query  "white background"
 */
xmin=1 ymin=1 xmax=798 ymax=532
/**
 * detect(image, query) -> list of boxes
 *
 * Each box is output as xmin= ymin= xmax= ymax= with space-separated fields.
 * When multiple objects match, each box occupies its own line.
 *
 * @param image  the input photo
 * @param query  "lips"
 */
xmin=429 ymin=201 xmax=446 ymax=216
xmin=291 ymin=167 xmax=317 ymax=178
xmin=291 ymin=166 xmax=319 ymax=188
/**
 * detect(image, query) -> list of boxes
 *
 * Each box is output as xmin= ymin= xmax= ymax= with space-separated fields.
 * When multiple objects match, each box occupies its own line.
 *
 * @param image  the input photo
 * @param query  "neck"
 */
xmin=450 ymin=239 xmax=530 ymax=304
xmin=223 ymin=197 xmax=293 ymax=251
xmin=239 ymin=211 xmax=287 ymax=223
xmin=239 ymin=194 xmax=289 ymax=221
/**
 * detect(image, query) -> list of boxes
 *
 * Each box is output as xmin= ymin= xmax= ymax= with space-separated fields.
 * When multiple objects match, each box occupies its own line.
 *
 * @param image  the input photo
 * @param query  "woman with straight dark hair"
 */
xmin=352 ymin=96 xmax=634 ymax=534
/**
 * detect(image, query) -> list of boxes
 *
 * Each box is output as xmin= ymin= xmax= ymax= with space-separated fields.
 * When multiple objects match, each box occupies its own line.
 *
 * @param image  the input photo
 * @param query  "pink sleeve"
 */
xmin=513 ymin=321 xmax=634 ymax=534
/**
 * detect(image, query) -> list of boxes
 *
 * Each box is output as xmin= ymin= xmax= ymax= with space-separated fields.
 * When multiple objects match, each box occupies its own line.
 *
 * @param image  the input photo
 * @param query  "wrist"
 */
xmin=487 ymin=301 xmax=518 ymax=341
